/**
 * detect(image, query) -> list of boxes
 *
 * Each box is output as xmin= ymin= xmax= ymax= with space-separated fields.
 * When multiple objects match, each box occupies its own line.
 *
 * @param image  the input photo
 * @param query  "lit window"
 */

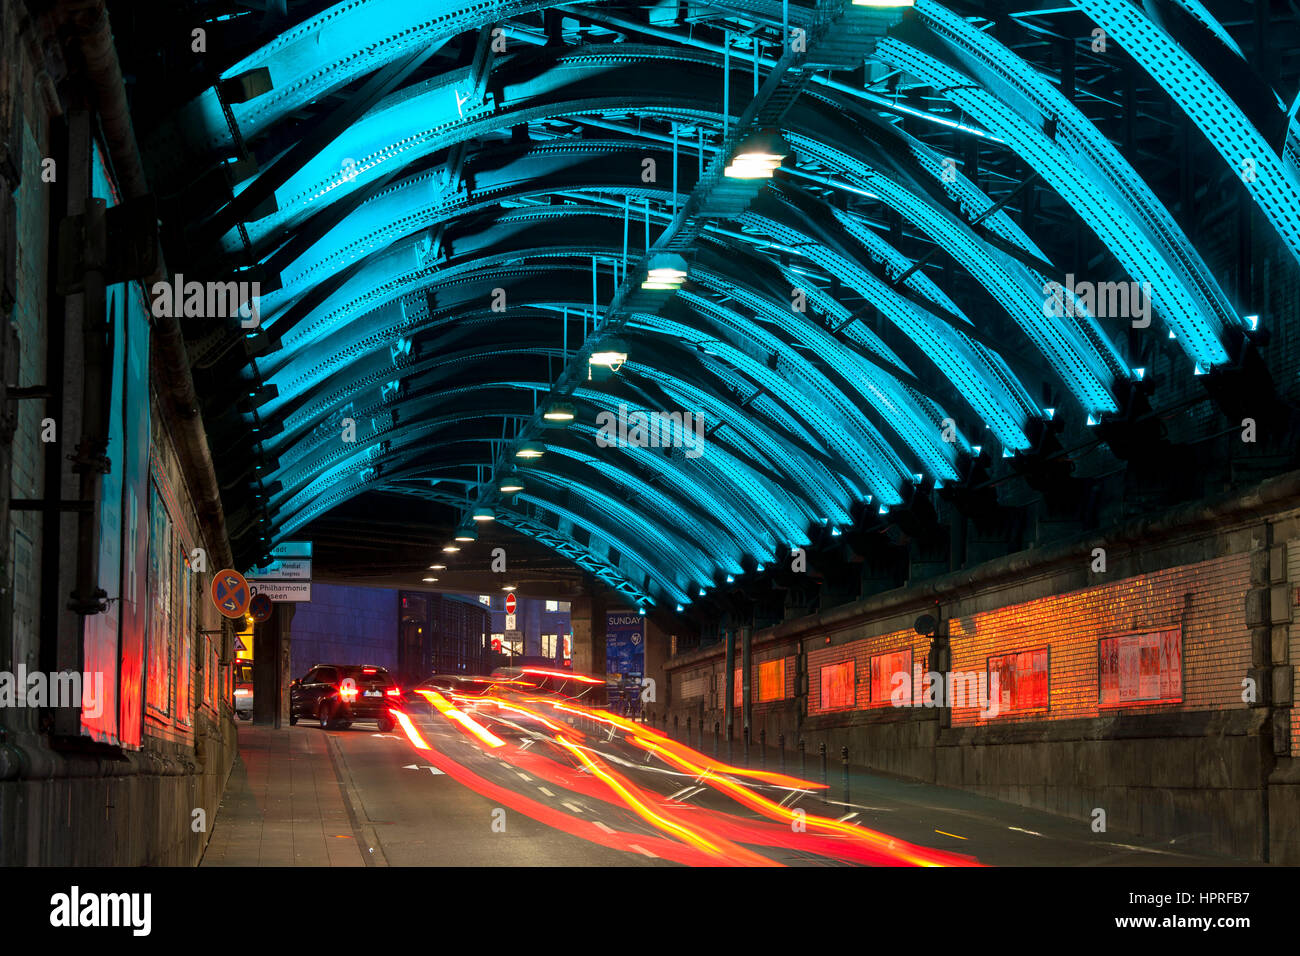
xmin=869 ymin=649 xmax=912 ymax=705
xmin=988 ymin=647 xmax=1050 ymax=714
xmin=820 ymin=661 xmax=855 ymax=711
xmin=757 ymin=660 xmax=786 ymax=702
xmin=545 ymin=600 xmax=559 ymax=612
xmin=478 ymin=595 xmax=490 ymax=606
xmin=541 ymin=634 xmax=557 ymax=657
xmin=1099 ymin=630 xmax=1181 ymax=706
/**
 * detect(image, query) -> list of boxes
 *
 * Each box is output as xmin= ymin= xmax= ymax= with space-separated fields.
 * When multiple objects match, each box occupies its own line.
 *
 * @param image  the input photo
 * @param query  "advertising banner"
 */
xmin=606 ymin=612 xmax=644 ymax=679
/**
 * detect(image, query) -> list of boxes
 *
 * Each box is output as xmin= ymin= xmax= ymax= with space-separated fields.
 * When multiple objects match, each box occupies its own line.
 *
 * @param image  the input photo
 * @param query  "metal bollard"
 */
xmin=841 ymin=746 xmax=850 ymax=805
xmin=686 ymin=715 xmax=691 ymax=746
xmin=714 ymin=721 xmax=720 ymax=758
xmin=779 ymin=733 xmax=785 ymax=772
xmin=799 ymin=738 xmax=806 ymax=776
xmin=819 ymin=742 xmax=828 ymax=793
xmin=760 ymin=728 xmax=767 ymax=768
xmin=744 ymin=724 xmax=751 ymax=766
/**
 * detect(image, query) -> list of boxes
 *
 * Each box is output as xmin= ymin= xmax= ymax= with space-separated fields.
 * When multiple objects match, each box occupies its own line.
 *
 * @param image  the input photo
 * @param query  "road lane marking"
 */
xmin=837 ymin=812 xmax=859 ymax=823
xmin=628 ymin=844 xmax=657 ymax=859
xmin=537 ymin=786 xmax=556 ymax=797
xmin=934 ymin=829 xmax=968 ymax=840
xmin=562 ymin=802 xmax=584 ymax=814
xmin=515 ymin=772 xmax=532 ymax=782
xmin=1008 ymin=826 xmax=1042 ymax=837
xmin=593 ymin=821 xmax=615 ymax=834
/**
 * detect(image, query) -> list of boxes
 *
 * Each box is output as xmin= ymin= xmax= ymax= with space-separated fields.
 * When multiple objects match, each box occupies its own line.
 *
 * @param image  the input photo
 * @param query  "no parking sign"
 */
xmin=211 ymin=569 xmax=251 ymax=619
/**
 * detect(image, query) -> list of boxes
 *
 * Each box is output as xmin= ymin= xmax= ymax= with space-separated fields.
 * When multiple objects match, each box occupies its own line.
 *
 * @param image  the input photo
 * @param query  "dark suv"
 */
xmin=289 ymin=664 xmax=405 ymax=731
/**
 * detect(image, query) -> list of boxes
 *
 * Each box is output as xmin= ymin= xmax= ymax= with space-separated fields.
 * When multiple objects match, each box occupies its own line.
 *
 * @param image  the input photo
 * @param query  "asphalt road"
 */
xmin=305 ymin=692 xmax=1234 ymax=867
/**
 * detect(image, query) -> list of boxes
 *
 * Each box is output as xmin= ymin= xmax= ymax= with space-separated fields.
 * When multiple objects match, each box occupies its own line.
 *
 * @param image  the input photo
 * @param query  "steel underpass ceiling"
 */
xmin=142 ymin=0 xmax=1299 ymax=607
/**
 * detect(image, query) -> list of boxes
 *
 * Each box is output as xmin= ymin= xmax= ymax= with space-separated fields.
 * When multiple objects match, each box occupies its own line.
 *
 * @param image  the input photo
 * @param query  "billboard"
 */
xmin=606 ymin=612 xmax=644 ymax=679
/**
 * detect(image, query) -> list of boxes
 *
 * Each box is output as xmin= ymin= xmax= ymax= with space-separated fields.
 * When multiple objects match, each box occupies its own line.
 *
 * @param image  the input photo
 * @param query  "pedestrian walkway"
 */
xmin=201 ymin=723 xmax=368 ymax=867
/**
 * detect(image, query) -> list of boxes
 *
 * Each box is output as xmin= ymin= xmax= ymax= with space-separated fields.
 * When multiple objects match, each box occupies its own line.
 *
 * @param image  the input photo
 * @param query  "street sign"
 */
xmin=505 ymin=593 xmax=516 ymax=614
xmin=247 ymin=558 xmax=312 ymax=580
xmin=249 ymin=593 xmax=274 ymax=622
xmin=211 ymin=569 xmax=251 ymax=618
xmin=504 ymin=613 xmax=516 ymax=630
xmin=271 ymin=541 xmax=313 ymax=558
xmin=250 ymin=581 xmax=312 ymax=602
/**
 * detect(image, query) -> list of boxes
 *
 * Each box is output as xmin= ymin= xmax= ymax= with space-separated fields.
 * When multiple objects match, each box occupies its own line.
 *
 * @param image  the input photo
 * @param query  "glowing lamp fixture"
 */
xmin=442 ymin=545 xmax=461 ymax=553
xmin=502 ymin=585 xmax=517 ymax=592
xmin=588 ymin=337 xmax=629 ymax=372
xmin=472 ymin=507 xmax=495 ymax=522
xmin=640 ymin=253 xmax=689 ymax=291
xmin=499 ymin=473 xmax=526 ymax=494
xmin=515 ymin=441 xmax=545 ymax=460
xmin=427 ymin=564 xmax=446 ymax=570
xmin=422 ymin=576 xmax=439 ymax=583
xmin=542 ymin=401 xmax=576 ymax=426
xmin=724 ymin=130 xmax=788 ymax=179
xmin=454 ymin=525 xmax=478 ymax=542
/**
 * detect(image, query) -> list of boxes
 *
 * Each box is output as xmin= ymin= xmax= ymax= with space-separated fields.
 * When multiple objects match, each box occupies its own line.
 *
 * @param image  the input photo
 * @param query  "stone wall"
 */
xmin=661 ymin=472 xmax=1300 ymax=861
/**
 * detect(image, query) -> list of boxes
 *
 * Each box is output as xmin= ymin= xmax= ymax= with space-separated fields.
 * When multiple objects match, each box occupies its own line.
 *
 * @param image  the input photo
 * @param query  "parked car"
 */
xmin=233 ymin=660 xmax=254 ymax=720
xmin=289 ymin=664 xmax=406 ymax=731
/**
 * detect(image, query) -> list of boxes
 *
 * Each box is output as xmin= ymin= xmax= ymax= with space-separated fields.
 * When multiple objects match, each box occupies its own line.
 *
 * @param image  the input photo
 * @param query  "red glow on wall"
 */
xmin=988 ymin=647 xmax=1049 ymax=714
xmin=820 ymin=660 xmax=854 ymax=710
xmin=1099 ymin=629 xmax=1182 ymax=706
xmin=869 ymin=649 xmax=911 ymax=706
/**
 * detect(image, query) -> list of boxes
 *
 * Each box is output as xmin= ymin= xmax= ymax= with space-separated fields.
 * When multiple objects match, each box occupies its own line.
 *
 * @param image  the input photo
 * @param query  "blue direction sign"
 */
xmin=211 ymin=569 xmax=252 ymax=619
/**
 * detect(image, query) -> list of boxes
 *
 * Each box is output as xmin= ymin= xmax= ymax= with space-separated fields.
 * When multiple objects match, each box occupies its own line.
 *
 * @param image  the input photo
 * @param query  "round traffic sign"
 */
xmin=505 ymin=593 xmax=517 ymax=614
xmin=249 ymin=593 xmax=274 ymax=623
xmin=211 ymin=569 xmax=252 ymax=619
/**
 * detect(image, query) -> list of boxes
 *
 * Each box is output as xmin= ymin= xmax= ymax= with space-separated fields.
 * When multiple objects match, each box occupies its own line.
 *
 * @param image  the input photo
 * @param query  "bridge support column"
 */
xmin=570 ymin=594 xmax=607 ymax=680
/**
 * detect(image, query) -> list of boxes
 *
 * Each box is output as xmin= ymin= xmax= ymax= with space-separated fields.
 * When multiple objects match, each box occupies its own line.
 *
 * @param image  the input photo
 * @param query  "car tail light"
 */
xmin=339 ymin=683 xmax=358 ymax=702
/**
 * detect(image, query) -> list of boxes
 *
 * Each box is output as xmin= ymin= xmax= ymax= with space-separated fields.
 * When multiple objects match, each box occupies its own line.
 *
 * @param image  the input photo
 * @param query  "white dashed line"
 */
xmin=1008 ymin=826 xmax=1043 ymax=837
xmin=593 ymin=821 xmax=615 ymax=834
xmin=837 ymin=812 xmax=860 ymax=823
xmin=537 ymin=786 xmax=556 ymax=797
xmin=628 ymin=844 xmax=658 ymax=859
xmin=562 ymin=802 xmax=584 ymax=814
xmin=515 ymin=772 xmax=532 ymax=782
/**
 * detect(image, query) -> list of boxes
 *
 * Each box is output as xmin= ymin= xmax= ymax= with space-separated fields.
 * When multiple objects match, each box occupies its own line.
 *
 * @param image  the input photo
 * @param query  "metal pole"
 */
xmin=779 ymin=733 xmax=785 ymax=772
xmin=842 ymin=747 xmax=850 ymax=806
xmin=800 ymin=738 xmax=806 ymax=776
xmin=723 ymin=31 xmax=730 ymax=131
xmin=672 ymin=122 xmax=678 ymax=217
xmin=714 ymin=721 xmax=720 ymax=757
xmin=819 ymin=742 xmax=828 ymax=792
xmin=760 ymin=728 xmax=766 ymax=768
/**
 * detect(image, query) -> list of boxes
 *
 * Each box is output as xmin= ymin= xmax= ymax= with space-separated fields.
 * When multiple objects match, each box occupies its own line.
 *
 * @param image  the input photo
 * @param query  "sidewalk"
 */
xmin=200 ymin=723 xmax=368 ymax=867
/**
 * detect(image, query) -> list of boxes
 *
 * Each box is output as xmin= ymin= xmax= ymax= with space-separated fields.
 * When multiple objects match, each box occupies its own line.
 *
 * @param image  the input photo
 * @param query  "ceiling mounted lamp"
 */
xmin=515 ymin=441 xmax=545 ymax=460
xmin=499 ymin=472 xmax=526 ymax=494
xmin=472 ymin=507 xmax=496 ymax=522
xmin=724 ymin=130 xmax=788 ymax=179
xmin=427 ymin=564 xmax=446 ymax=570
xmin=640 ymin=253 xmax=689 ymax=291
xmin=442 ymin=545 xmax=461 ymax=553
xmin=454 ymin=525 xmax=479 ymax=542
xmin=502 ymin=585 xmax=517 ymax=592
xmin=541 ymin=400 xmax=576 ymax=428
xmin=422 ymin=576 xmax=439 ymax=583
xmin=588 ymin=337 xmax=629 ymax=372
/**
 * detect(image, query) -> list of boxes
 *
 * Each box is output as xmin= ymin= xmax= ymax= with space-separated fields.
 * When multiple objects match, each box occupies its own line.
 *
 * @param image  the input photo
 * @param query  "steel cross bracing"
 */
xmin=134 ymin=0 xmax=1297 ymax=602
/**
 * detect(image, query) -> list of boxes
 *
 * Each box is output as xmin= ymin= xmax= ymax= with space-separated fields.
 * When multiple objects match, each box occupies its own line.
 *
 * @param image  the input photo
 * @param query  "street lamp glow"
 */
xmin=724 ymin=131 xmax=788 ymax=179
xmin=442 ymin=545 xmax=461 ymax=553
xmin=422 ymin=576 xmax=439 ymax=583
xmin=515 ymin=441 xmax=545 ymax=460
xmin=472 ymin=507 xmax=495 ymax=522
xmin=454 ymin=526 xmax=478 ymax=542
xmin=499 ymin=474 xmax=526 ymax=494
